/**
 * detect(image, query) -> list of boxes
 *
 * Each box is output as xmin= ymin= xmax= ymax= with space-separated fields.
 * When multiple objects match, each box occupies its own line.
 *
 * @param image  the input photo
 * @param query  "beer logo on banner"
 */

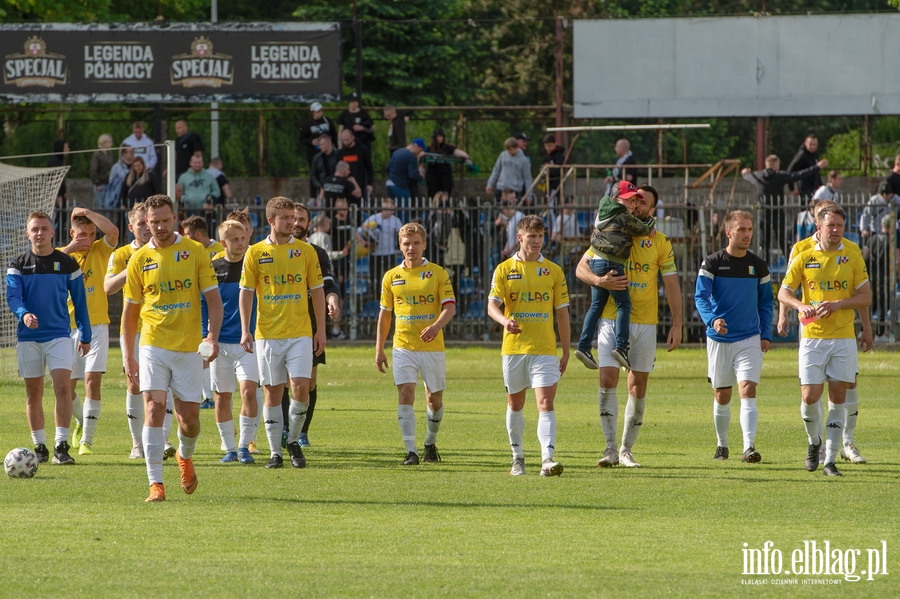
xmin=4 ymin=37 xmax=68 ymax=88
xmin=170 ymin=36 xmax=233 ymax=88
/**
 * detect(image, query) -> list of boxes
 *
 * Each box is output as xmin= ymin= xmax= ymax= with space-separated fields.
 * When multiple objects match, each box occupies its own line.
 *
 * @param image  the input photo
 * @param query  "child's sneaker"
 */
xmin=574 ymin=349 xmax=599 ymax=370
xmin=611 ymin=347 xmax=630 ymax=370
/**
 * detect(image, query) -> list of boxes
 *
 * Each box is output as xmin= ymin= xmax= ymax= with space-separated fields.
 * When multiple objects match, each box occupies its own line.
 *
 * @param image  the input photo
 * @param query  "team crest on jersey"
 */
xmin=53 ymin=262 xmax=60 ymax=271
xmin=838 ymin=256 xmax=849 ymax=264
xmin=748 ymin=265 xmax=755 ymax=275
xmin=640 ymin=240 xmax=653 ymax=248
xmin=537 ymin=268 xmax=550 ymax=277
xmin=289 ymin=249 xmax=302 ymax=258
xmin=421 ymin=271 xmax=433 ymax=279
xmin=175 ymin=250 xmax=190 ymax=262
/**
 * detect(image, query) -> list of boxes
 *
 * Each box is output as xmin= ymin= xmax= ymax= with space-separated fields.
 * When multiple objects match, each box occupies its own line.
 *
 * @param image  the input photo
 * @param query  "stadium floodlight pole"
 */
xmin=546 ymin=124 xmax=711 ymax=132
xmin=210 ymin=0 xmax=220 ymax=160
xmin=166 ymin=140 xmax=176 ymax=199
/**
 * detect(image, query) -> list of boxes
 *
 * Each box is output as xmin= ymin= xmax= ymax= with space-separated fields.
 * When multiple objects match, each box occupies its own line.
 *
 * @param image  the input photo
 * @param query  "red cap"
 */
xmin=617 ymin=180 xmax=643 ymax=200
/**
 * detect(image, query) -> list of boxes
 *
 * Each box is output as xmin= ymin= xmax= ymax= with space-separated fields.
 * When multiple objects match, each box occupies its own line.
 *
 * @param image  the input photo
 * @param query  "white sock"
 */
xmin=817 ymin=399 xmax=825 ymax=440
xmin=162 ymin=390 xmax=174 ymax=442
xmin=843 ymin=387 xmax=858 ymax=444
xmin=31 ymin=429 xmax=46 ymax=446
xmin=202 ymin=369 xmax=212 ymax=401
xmin=143 ymin=426 xmax=164 ymax=485
xmin=739 ymin=398 xmax=758 ymax=451
xmin=425 ymin=405 xmax=443 ymax=445
xmin=217 ymin=420 xmax=236 ymax=453
xmin=506 ymin=406 xmax=525 ymax=459
xmin=713 ymin=401 xmax=730 ymax=447
xmin=239 ymin=415 xmax=256 ymax=449
xmin=537 ymin=411 xmax=557 ymax=461
xmin=55 ymin=427 xmax=68 ymax=446
xmin=288 ymin=398 xmax=309 ymax=444
xmin=332 ymin=326 xmax=342 ymax=335
xmin=824 ymin=402 xmax=846 ymax=464
xmin=621 ymin=395 xmax=645 ymax=452
xmin=126 ymin=393 xmax=143 ymax=443
xmin=177 ymin=430 xmax=199 ymax=460
xmin=82 ymin=398 xmax=101 ymax=444
xmin=397 ymin=404 xmax=416 ymax=453
xmin=800 ymin=401 xmax=821 ymax=445
xmin=598 ymin=388 xmax=618 ymax=449
xmin=263 ymin=404 xmax=283 ymax=456
xmin=72 ymin=392 xmax=83 ymax=425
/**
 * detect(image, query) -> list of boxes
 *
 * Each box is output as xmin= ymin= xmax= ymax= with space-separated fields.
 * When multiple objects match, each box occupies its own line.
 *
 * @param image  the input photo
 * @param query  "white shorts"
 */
xmin=256 ymin=337 xmax=313 ymax=387
xmin=502 ymin=354 xmax=560 ymax=395
xmin=392 ymin=348 xmax=446 ymax=392
xmin=70 ymin=324 xmax=109 ymax=379
xmin=706 ymin=335 xmax=763 ymax=389
xmin=139 ymin=345 xmax=203 ymax=403
xmin=211 ymin=342 xmax=260 ymax=393
xmin=17 ymin=337 xmax=73 ymax=379
xmin=596 ymin=320 xmax=657 ymax=372
xmin=799 ymin=338 xmax=858 ymax=385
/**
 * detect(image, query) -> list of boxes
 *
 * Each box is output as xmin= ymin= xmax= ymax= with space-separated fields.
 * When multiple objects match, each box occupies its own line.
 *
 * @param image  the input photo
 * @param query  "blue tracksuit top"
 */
xmin=202 ymin=256 xmax=255 ymax=344
xmin=695 ymin=249 xmax=773 ymax=343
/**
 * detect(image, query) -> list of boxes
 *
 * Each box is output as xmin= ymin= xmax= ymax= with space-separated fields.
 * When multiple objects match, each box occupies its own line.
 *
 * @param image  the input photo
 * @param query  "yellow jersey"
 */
xmin=63 ymin=238 xmax=115 ymax=327
xmin=790 ymin=233 xmax=861 ymax=262
xmin=206 ymin=240 xmax=225 ymax=260
xmin=489 ymin=254 xmax=569 ymax=356
xmin=124 ymin=234 xmax=218 ymax=352
xmin=593 ymin=232 xmax=677 ymax=325
xmin=212 ymin=250 xmax=226 ymax=261
xmin=107 ymin=240 xmax=144 ymax=333
xmin=380 ymin=259 xmax=456 ymax=352
xmin=240 ymin=236 xmax=323 ymax=340
xmin=782 ymin=242 xmax=868 ymax=339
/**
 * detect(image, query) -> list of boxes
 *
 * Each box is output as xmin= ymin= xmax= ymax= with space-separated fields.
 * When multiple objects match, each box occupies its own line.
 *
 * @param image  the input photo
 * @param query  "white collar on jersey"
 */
xmin=814 ymin=241 xmax=844 ymax=251
xmin=130 ymin=240 xmax=141 ymax=250
xmin=513 ymin=253 xmax=544 ymax=263
xmin=265 ymin=234 xmax=295 ymax=245
xmin=148 ymin=232 xmax=181 ymax=249
xmin=402 ymin=258 xmax=429 ymax=268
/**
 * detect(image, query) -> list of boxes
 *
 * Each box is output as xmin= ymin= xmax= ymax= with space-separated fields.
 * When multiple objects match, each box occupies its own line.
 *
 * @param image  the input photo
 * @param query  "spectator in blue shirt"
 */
xmin=387 ymin=137 xmax=426 ymax=221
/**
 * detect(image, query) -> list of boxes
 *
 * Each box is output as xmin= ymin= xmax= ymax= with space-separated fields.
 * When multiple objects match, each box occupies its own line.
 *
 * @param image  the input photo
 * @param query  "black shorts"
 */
xmin=314 ymin=350 xmax=327 ymax=367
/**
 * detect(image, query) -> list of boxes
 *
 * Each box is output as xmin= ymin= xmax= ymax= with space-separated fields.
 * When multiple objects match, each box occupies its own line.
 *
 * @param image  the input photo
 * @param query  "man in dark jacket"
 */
xmin=299 ymin=102 xmax=337 ymax=168
xmin=786 ymin=134 xmax=823 ymax=199
xmin=311 ymin=134 xmax=340 ymax=200
xmin=741 ymin=154 xmax=827 ymax=259
xmin=383 ymin=105 xmax=406 ymax=157
xmin=542 ymin=134 xmax=566 ymax=200
xmin=337 ymin=128 xmax=374 ymax=201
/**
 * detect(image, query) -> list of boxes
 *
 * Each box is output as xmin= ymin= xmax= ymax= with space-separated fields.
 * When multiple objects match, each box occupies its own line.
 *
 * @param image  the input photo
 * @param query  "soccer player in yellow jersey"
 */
xmin=375 ymin=223 xmax=456 ymax=465
xmin=183 ymin=214 xmax=225 ymax=409
xmin=105 ymin=203 xmax=175 ymax=460
xmin=58 ymin=207 xmax=118 ymax=455
xmin=778 ymin=204 xmax=871 ymax=477
xmin=239 ymin=196 xmax=325 ymax=470
xmin=122 ymin=195 xmax=223 ymax=502
xmin=777 ymin=199 xmax=872 ymax=465
xmin=488 ymin=215 xmax=570 ymax=477
xmin=576 ymin=185 xmax=683 ymax=468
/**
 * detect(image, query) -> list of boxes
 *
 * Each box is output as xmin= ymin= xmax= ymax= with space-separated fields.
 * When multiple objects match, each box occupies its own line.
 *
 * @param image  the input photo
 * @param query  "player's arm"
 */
xmin=375 ymin=306 xmax=392 ymax=372
xmin=421 ymin=301 xmax=455 ymax=343
xmin=311 ymin=286 xmax=327 ymax=356
xmin=202 ymin=288 xmax=223 ymax=362
xmin=856 ymin=301 xmax=873 ymax=353
xmin=68 ymin=270 xmax=92 ymax=353
xmin=694 ymin=262 xmax=722 ymax=331
xmin=73 ymin=207 xmax=119 ymax=247
xmin=776 ymin=285 xmax=815 ymax=320
xmin=239 ymin=288 xmax=255 ymax=353
xmin=661 ymin=274 xmax=683 ymax=351
xmin=104 ymin=270 xmax=127 ymax=294
xmin=122 ymin=300 xmax=140 ymax=383
xmin=575 ymin=254 xmax=628 ymax=290
xmin=556 ymin=305 xmax=570 ymax=374
xmin=757 ymin=272 xmax=774 ymax=352
xmin=488 ymin=298 xmax=520 ymax=334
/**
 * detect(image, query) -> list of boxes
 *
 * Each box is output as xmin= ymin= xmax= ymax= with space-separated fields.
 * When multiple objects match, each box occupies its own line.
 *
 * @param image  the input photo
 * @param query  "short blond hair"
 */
xmin=764 ymin=154 xmax=780 ymax=168
xmin=504 ymin=137 xmax=518 ymax=150
xmin=218 ymin=219 xmax=247 ymax=239
xmin=398 ymin=222 xmax=426 ymax=242
xmin=266 ymin=196 xmax=295 ymax=219
xmin=814 ymin=200 xmax=839 ymax=219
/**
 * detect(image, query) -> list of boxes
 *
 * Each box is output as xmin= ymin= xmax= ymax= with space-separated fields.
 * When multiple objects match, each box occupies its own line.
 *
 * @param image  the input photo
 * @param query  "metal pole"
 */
xmin=355 ymin=20 xmax=363 ymax=97
xmin=349 ymin=204 xmax=358 ymax=341
xmin=166 ymin=140 xmax=176 ymax=198
xmin=756 ymin=117 xmax=766 ymax=171
xmin=554 ymin=11 xmax=564 ymax=147
xmin=210 ymin=0 xmax=219 ymax=160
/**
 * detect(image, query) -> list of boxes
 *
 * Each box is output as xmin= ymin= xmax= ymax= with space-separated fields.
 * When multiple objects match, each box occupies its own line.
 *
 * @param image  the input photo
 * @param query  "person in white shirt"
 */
xmin=362 ymin=199 xmax=404 ymax=297
xmin=121 ymin=121 xmax=157 ymax=172
xmin=859 ymin=181 xmax=899 ymax=240
xmin=811 ymin=170 xmax=842 ymax=202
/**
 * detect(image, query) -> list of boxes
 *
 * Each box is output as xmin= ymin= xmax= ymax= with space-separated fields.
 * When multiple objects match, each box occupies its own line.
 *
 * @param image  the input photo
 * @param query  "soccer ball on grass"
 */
xmin=5 ymin=447 xmax=39 ymax=478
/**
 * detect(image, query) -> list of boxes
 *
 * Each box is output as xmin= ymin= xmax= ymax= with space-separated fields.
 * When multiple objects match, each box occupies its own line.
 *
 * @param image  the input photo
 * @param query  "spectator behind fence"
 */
xmin=309 ymin=215 xmax=349 ymax=264
xmin=299 ymin=102 xmax=337 ymax=170
xmin=741 ymin=154 xmax=826 ymax=259
xmin=862 ymin=214 xmax=897 ymax=340
xmin=363 ymin=199 xmax=404 ymax=294
xmin=337 ymin=92 xmax=375 ymax=149
xmin=859 ymin=182 xmax=899 ymax=239
xmin=90 ymin=134 xmax=114 ymax=208
xmin=515 ymin=133 xmax=531 ymax=166
xmin=176 ymin=154 xmax=220 ymax=211
xmin=796 ymin=197 xmax=818 ymax=243
xmin=425 ymin=127 xmax=469 ymax=199
xmin=207 ymin=157 xmax=232 ymax=203
xmin=337 ymin=128 xmax=374 ymax=202
xmin=311 ymin=133 xmax=340 ymax=201
xmin=787 ymin=134 xmax=823 ymax=199
xmin=887 ymin=154 xmax=900 ymax=196
xmin=542 ymin=134 xmax=566 ymax=201
xmin=321 ymin=160 xmax=361 ymax=207
xmin=120 ymin=156 xmax=162 ymax=207
xmin=331 ymin=198 xmax=354 ymax=289
xmin=122 ymin=121 xmax=157 ymax=171
xmin=384 ymin=105 xmax=407 ymax=157
xmin=495 ymin=189 xmax=526 ymax=259
xmin=174 ymin=120 xmax=205 ymax=180
xmin=387 ymin=138 xmax=426 ymax=212
xmin=604 ymin=139 xmax=637 ymax=196
xmin=486 ymin=137 xmax=533 ymax=203
xmin=812 ymin=170 xmax=842 ymax=202
xmin=106 ymin=146 xmax=134 ymax=209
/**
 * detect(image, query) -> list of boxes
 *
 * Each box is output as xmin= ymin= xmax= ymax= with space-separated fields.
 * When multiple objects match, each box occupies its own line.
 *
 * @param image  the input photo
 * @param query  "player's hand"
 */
xmin=327 ymin=298 xmax=341 ymax=320
xmin=712 ymin=318 xmax=728 ymax=335
xmin=598 ymin=272 xmax=628 ymax=291
xmin=240 ymin=331 xmax=254 ymax=353
xmin=798 ymin=304 xmax=817 ymax=321
xmin=741 ymin=168 xmax=751 ymax=175
xmin=375 ymin=350 xmax=388 ymax=373
xmin=313 ymin=330 xmax=326 ymax=356
xmin=202 ymin=337 xmax=219 ymax=362
xmin=859 ymin=330 xmax=873 ymax=353
xmin=485 ymin=186 xmax=493 ymax=194
xmin=761 ymin=339 xmax=770 ymax=353
xmin=558 ymin=351 xmax=569 ymax=375
xmin=777 ymin=314 xmax=789 ymax=337
xmin=65 ymin=237 xmax=91 ymax=253
xmin=504 ymin=318 xmax=522 ymax=334
xmin=420 ymin=324 xmax=439 ymax=343
xmin=23 ymin=313 xmax=38 ymax=329
xmin=125 ymin=356 xmax=140 ymax=386
xmin=78 ymin=342 xmax=90 ymax=356
xmin=817 ymin=159 xmax=829 ymax=169
xmin=815 ymin=301 xmax=840 ymax=318
xmin=667 ymin=325 xmax=682 ymax=352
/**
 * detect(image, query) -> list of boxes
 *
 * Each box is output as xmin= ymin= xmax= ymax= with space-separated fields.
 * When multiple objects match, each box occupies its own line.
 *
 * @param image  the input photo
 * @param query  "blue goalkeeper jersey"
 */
xmin=202 ymin=256 xmax=255 ymax=344
xmin=695 ymin=249 xmax=773 ymax=343
xmin=7 ymin=249 xmax=92 ymax=344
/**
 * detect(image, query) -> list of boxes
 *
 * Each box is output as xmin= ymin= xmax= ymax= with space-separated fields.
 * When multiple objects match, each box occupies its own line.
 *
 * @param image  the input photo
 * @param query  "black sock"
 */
xmin=302 ymin=387 xmax=317 ymax=434
xmin=281 ymin=387 xmax=290 ymax=425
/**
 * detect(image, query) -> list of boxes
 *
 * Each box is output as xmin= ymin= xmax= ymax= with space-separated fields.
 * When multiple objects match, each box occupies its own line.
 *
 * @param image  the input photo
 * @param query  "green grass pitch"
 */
xmin=0 ymin=346 xmax=898 ymax=598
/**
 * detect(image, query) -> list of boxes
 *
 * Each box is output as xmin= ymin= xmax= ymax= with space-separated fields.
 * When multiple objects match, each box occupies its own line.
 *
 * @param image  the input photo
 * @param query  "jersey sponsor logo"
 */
xmin=838 ymin=256 xmax=849 ymax=264
xmin=507 ymin=273 xmax=522 ymax=280
xmin=805 ymin=262 xmax=821 ymax=269
xmin=421 ymin=271 xmax=433 ymax=279
xmin=143 ymin=263 xmax=158 ymax=271
xmin=397 ymin=314 xmax=434 ymax=322
xmin=402 ymin=294 xmax=435 ymax=305
xmin=289 ymin=249 xmax=302 ymax=258
xmin=175 ymin=250 xmax=191 ymax=262
xmin=151 ymin=301 xmax=192 ymax=312
xmin=262 ymin=273 xmax=303 ymax=285
xmin=509 ymin=290 xmax=550 ymax=302
xmin=392 ymin=279 xmax=405 ymax=286
xmin=259 ymin=257 xmax=274 ymax=264
xmin=627 ymin=261 xmax=651 ymax=274
xmin=148 ymin=279 xmax=193 ymax=294
xmin=640 ymin=239 xmax=653 ymax=248
xmin=808 ymin=280 xmax=848 ymax=291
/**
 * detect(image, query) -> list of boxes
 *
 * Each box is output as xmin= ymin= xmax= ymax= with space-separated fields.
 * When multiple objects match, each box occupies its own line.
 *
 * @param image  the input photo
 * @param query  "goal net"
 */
xmin=0 ymin=161 xmax=69 ymax=383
